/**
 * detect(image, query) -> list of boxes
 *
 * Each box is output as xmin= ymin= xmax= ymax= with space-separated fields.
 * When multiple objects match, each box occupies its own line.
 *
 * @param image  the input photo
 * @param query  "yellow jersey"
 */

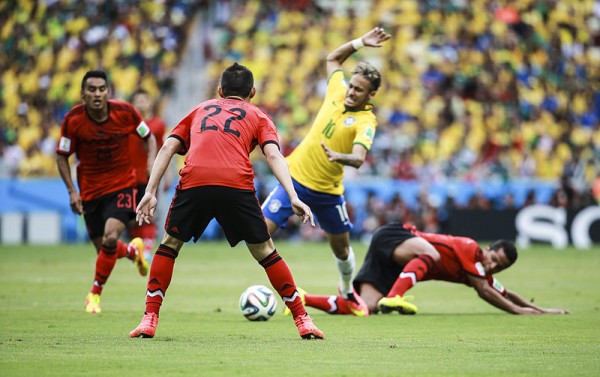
xmin=286 ymin=70 xmax=377 ymax=195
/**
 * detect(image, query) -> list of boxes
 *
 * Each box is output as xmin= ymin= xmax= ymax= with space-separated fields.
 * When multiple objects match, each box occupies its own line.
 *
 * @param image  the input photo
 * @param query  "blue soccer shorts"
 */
xmin=261 ymin=178 xmax=352 ymax=234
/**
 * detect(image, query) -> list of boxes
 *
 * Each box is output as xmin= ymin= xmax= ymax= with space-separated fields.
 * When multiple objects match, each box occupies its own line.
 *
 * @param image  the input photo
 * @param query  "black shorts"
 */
xmin=164 ymin=185 xmax=270 ymax=246
xmin=353 ymin=223 xmax=416 ymax=295
xmin=83 ymin=187 xmax=137 ymax=239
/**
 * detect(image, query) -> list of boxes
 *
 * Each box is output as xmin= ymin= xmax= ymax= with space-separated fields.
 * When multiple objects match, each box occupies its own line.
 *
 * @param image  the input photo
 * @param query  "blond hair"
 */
xmin=351 ymin=62 xmax=381 ymax=91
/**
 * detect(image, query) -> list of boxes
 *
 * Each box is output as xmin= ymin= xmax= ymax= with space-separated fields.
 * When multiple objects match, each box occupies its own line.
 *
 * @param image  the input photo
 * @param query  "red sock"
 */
xmin=259 ymin=250 xmax=306 ymax=319
xmin=90 ymin=244 xmax=119 ymax=295
xmin=131 ymin=222 xmax=157 ymax=240
xmin=305 ymin=294 xmax=352 ymax=315
xmin=387 ymin=254 xmax=436 ymax=298
xmin=145 ymin=244 xmax=178 ymax=315
xmin=115 ymin=240 xmax=133 ymax=260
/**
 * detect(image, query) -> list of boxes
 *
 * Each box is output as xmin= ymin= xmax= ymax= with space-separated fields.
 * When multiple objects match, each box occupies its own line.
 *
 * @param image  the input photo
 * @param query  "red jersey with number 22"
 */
xmin=170 ymin=98 xmax=279 ymax=191
xmin=56 ymin=100 xmax=149 ymax=201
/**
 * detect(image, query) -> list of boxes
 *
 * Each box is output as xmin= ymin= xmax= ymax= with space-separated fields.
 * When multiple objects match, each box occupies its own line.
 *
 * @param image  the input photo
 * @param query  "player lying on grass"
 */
xmin=290 ymin=223 xmax=570 ymax=316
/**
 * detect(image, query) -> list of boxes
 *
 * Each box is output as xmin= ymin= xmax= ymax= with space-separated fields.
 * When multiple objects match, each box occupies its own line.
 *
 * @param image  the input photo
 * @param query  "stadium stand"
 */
xmin=202 ymin=0 xmax=600 ymax=236
xmin=1 ymin=0 xmax=599 ymax=241
xmin=0 ymin=0 xmax=205 ymax=177
xmin=205 ymin=0 xmax=600 ymax=184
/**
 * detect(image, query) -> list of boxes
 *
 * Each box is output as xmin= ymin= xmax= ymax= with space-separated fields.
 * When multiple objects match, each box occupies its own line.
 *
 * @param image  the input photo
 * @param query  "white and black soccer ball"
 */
xmin=239 ymin=285 xmax=277 ymax=321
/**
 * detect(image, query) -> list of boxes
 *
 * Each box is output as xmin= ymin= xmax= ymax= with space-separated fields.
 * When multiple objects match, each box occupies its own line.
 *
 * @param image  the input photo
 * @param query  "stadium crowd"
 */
xmin=1 ymin=0 xmax=599 ymax=238
xmin=0 ymin=0 xmax=204 ymax=177
xmin=205 ymin=0 xmax=600 ymax=235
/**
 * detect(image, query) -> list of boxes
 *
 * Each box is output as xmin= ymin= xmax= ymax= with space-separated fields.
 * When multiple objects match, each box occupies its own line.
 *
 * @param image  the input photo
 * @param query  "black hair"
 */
xmin=220 ymin=62 xmax=254 ymax=98
xmin=489 ymin=239 xmax=518 ymax=266
xmin=81 ymin=70 xmax=108 ymax=90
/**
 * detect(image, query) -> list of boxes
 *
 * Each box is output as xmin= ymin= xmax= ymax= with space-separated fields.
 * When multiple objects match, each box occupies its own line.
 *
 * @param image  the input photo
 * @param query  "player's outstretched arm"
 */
xmin=505 ymin=290 xmax=570 ymax=314
xmin=467 ymin=275 xmax=542 ymax=314
xmin=136 ymin=137 xmax=180 ymax=225
xmin=326 ymin=27 xmax=391 ymax=77
xmin=320 ymin=142 xmax=368 ymax=168
xmin=263 ymin=143 xmax=315 ymax=226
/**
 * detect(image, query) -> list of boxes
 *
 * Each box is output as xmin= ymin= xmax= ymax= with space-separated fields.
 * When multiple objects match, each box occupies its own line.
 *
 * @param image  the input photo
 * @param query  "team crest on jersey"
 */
xmin=475 ymin=262 xmax=486 ymax=276
xmin=364 ymin=126 xmax=374 ymax=141
xmin=268 ymin=199 xmax=282 ymax=213
xmin=136 ymin=122 xmax=150 ymax=137
xmin=344 ymin=116 xmax=356 ymax=126
xmin=58 ymin=136 xmax=71 ymax=152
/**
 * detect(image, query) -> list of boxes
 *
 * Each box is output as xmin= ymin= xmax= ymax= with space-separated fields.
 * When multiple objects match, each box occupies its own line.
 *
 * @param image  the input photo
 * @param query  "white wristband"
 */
xmin=351 ymin=38 xmax=364 ymax=50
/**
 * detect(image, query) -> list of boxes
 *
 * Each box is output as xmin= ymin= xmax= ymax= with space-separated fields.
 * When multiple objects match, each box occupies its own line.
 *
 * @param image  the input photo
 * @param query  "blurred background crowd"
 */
xmin=0 ymin=0 xmax=199 ymax=176
xmin=1 ymin=0 xmax=599 ymax=239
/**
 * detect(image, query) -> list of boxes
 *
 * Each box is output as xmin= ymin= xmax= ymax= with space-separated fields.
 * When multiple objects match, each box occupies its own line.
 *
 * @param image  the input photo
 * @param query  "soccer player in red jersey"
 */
xmin=129 ymin=63 xmax=324 ymax=340
xmin=128 ymin=89 xmax=169 ymax=262
xmin=56 ymin=70 xmax=157 ymax=314
xmin=299 ymin=223 xmax=569 ymax=315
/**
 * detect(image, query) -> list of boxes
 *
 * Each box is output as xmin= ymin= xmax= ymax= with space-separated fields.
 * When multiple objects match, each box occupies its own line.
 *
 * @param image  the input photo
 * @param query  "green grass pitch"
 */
xmin=1 ymin=240 xmax=599 ymax=376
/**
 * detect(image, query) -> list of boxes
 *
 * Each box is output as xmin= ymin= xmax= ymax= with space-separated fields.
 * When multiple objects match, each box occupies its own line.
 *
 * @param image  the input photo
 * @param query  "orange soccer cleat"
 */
xmin=293 ymin=313 xmax=324 ymax=340
xmin=129 ymin=313 xmax=159 ymax=338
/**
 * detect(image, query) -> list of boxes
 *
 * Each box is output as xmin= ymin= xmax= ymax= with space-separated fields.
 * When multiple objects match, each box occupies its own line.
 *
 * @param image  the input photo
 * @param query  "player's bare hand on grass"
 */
xmin=517 ymin=307 xmax=544 ymax=315
xmin=291 ymin=198 xmax=315 ymax=226
xmin=542 ymin=308 xmax=570 ymax=314
xmin=514 ymin=304 xmax=569 ymax=315
xmin=361 ymin=27 xmax=391 ymax=47
xmin=136 ymin=193 xmax=157 ymax=225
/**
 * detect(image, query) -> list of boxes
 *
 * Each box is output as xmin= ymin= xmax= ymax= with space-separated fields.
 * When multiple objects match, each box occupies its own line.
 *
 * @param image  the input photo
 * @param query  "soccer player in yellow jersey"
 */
xmin=262 ymin=27 xmax=391 ymax=317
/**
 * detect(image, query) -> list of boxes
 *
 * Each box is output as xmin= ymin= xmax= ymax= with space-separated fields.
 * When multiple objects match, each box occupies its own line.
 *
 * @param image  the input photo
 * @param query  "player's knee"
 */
xmin=392 ymin=237 xmax=437 ymax=265
xmin=102 ymin=235 xmax=119 ymax=247
xmin=426 ymin=248 xmax=441 ymax=263
xmin=357 ymin=284 xmax=382 ymax=313
xmin=326 ymin=234 xmax=351 ymax=259
xmin=409 ymin=237 xmax=439 ymax=259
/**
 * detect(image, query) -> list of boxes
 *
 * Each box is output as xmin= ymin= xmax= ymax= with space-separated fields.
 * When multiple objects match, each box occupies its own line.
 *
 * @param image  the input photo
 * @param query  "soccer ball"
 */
xmin=239 ymin=285 xmax=277 ymax=321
